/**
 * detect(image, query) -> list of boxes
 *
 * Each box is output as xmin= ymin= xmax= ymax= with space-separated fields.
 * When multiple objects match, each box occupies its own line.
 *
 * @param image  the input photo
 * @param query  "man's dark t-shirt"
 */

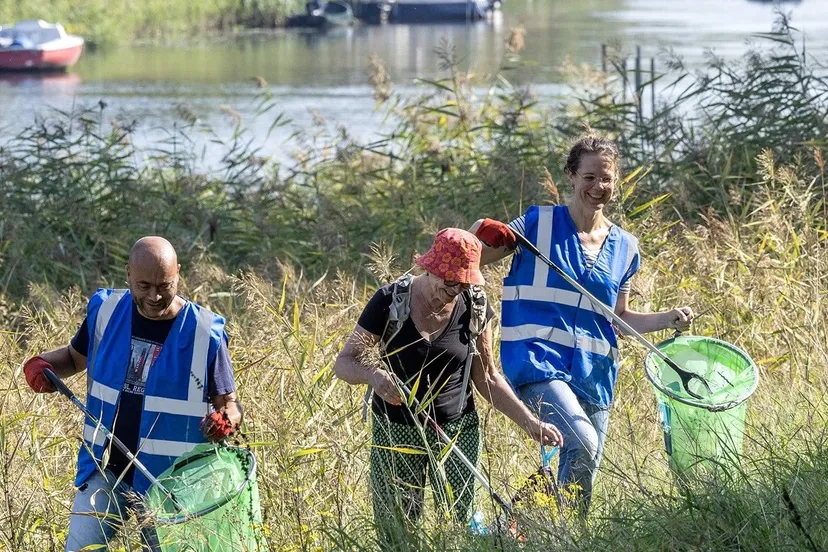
xmin=71 ymin=301 xmax=235 ymax=485
xmin=358 ymin=283 xmax=494 ymax=426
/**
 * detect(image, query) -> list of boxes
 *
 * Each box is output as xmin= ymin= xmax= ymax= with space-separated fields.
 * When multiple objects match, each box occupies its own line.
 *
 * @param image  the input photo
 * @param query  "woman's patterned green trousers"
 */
xmin=370 ymin=410 xmax=481 ymax=544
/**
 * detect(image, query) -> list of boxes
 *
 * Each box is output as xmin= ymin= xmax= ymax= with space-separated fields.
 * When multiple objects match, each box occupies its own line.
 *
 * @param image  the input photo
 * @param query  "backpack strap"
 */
xmin=381 ymin=273 xmax=414 ymax=352
xmin=362 ymin=274 xmax=414 ymax=422
xmin=456 ymin=285 xmax=489 ymax=414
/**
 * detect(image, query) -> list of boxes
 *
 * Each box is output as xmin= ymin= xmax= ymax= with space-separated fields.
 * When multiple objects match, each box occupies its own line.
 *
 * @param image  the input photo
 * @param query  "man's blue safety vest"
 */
xmin=501 ymin=205 xmax=640 ymax=407
xmin=75 ymin=288 xmax=226 ymax=494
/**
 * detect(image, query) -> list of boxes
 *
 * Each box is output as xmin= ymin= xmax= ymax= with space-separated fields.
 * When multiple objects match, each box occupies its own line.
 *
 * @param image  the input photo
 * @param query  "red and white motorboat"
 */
xmin=0 ymin=20 xmax=84 ymax=71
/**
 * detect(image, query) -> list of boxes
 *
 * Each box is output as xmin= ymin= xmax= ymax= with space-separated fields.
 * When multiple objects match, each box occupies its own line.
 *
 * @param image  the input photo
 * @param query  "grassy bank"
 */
xmin=0 ymin=0 xmax=304 ymax=47
xmin=0 ymin=20 xmax=826 ymax=551
xmin=1 ymin=215 xmax=825 ymax=550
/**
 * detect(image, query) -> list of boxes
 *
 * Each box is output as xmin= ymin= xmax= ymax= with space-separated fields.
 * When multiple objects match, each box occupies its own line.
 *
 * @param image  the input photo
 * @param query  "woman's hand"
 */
xmin=369 ymin=369 xmax=402 ymax=406
xmin=523 ymin=417 xmax=564 ymax=447
xmin=667 ymin=306 xmax=694 ymax=333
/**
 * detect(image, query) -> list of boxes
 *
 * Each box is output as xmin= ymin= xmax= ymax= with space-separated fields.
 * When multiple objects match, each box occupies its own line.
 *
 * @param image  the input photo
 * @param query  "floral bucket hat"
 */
xmin=415 ymin=228 xmax=485 ymax=286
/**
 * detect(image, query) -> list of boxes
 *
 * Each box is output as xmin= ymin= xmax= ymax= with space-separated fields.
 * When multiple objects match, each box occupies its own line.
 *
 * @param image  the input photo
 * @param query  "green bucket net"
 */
xmin=644 ymin=335 xmax=759 ymax=477
xmin=146 ymin=444 xmax=268 ymax=552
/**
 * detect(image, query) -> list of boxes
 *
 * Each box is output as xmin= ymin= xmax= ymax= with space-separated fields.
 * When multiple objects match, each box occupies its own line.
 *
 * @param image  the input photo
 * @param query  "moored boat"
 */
xmin=286 ymin=1 xmax=356 ymax=28
xmin=0 ymin=20 xmax=84 ymax=71
xmin=355 ymin=0 xmax=492 ymax=24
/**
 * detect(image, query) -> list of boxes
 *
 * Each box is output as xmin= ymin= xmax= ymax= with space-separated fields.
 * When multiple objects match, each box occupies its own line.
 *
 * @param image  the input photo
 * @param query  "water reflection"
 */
xmin=0 ymin=0 xmax=826 ymax=163
xmin=0 ymin=71 xmax=80 ymax=94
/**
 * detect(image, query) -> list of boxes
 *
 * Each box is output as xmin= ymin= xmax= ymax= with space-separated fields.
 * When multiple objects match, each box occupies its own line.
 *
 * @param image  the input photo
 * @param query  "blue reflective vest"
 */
xmin=501 ymin=205 xmax=640 ymax=407
xmin=76 ymin=289 xmax=227 ymax=494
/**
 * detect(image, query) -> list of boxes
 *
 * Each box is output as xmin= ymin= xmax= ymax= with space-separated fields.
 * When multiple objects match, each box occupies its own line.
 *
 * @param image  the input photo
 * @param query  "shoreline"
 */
xmin=126 ymin=26 xmax=302 ymax=49
xmin=2 ymin=0 xmax=305 ymax=48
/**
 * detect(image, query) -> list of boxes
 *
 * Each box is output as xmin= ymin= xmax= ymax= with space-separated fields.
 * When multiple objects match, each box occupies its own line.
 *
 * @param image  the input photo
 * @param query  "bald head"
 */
xmin=127 ymin=236 xmax=181 ymax=320
xmin=129 ymin=236 xmax=178 ymax=268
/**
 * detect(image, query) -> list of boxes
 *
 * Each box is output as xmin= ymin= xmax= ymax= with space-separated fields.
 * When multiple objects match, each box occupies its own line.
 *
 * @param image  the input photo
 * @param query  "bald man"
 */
xmin=23 ymin=236 xmax=242 ymax=551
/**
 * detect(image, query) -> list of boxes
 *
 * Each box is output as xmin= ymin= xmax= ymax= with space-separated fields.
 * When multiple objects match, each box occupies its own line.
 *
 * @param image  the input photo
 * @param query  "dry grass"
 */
xmin=1 ymin=188 xmax=826 ymax=550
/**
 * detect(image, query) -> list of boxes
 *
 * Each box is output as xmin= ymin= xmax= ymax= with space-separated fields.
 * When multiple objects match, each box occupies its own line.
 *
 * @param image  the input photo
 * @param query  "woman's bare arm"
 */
xmin=615 ymin=292 xmax=694 ymax=334
xmin=470 ymin=325 xmax=562 ymax=445
xmin=334 ymin=325 xmax=402 ymax=405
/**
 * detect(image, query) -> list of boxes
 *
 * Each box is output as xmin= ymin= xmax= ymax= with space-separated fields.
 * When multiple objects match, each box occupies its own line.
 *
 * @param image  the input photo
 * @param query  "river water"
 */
xmin=1 ymin=0 xmax=825 ymax=165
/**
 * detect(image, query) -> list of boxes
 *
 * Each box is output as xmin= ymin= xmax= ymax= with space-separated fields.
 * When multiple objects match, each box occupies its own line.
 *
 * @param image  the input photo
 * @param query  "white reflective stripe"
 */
xmin=532 ymin=206 xmax=554 ymax=287
xmin=503 ymin=285 xmax=611 ymax=320
xmin=501 ymin=324 xmax=617 ymax=357
xmin=138 ymin=438 xmax=199 ymax=458
xmin=504 ymin=285 xmax=580 ymax=307
xmin=502 ymin=324 xmax=573 ymax=347
xmin=581 ymin=333 xmax=617 ymax=358
xmin=189 ymin=306 xmax=213 ymax=402
xmin=90 ymin=290 xmax=127 ymax=376
xmin=94 ymin=290 xmax=126 ymax=347
xmin=83 ymin=423 xmax=107 ymax=447
xmin=89 ymin=381 xmax=119 ymax=405
xmin=578 ymin=295 xmax=612 ymax=321
xmin=144 ymin=396 xmax=208 ymax=418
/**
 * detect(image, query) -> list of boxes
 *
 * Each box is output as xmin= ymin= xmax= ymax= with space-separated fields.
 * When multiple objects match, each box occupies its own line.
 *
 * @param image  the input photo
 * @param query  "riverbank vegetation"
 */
xmin=0 ymin=19 xmax=826 ymax=550
xmin=0 ymin=0 xmax=304 ymax=46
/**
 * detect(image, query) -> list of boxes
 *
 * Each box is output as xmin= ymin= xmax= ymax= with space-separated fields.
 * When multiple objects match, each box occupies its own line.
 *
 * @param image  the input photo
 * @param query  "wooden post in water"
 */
xmin=621 ymin=58 xmax=628 ymax=104
xmin=601 ymin=44 xmax=607 ymax=73
xmin=650 ymin=57 xmax=656 ymax=119
xmin=634 ymin=46 xmax=642 ymax=123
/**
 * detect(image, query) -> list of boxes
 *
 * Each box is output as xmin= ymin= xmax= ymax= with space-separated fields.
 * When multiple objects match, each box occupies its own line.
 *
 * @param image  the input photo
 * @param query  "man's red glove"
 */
xmin=475 ymin=218 xmax=516 ymax=249
xmin=201 ymin=411 xmax=234 ymax=442
xmin=23 ymin=356 xmax=57 ymax=393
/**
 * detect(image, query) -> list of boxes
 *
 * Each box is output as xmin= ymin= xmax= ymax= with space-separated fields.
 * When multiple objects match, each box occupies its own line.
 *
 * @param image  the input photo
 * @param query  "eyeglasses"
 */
xmin=444 ymin=280 xmax=468 ymax=288
xmin=577 ymin=173 xmax=616 ymax=185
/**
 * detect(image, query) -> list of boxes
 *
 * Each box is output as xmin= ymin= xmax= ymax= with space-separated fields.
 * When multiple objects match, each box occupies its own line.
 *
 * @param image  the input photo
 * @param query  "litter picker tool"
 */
xmin=43 ymin=369 xmax=186 ymax=512
xmin=511 ymin=231 xmax=712 ymax=400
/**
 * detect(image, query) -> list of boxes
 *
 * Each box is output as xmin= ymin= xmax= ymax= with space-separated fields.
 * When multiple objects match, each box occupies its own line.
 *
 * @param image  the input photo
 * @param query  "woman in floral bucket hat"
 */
xmin=335 ymin=228 xmax=562 ymax=545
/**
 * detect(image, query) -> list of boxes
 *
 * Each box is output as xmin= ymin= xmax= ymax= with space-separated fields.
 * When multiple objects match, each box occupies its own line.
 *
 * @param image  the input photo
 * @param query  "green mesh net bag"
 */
xmin=146 ymin=444 xmax=268 ymax=552
xmin=644 ymin=335 xmax=760 ymax=477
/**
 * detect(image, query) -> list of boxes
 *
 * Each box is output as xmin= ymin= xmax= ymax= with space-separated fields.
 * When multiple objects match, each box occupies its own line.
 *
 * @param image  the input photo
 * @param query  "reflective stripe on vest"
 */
xmin=89 ymin=380 xmax=120 ymax=405
xmin=500 ymin=324 xmax=618 ymax=358
xmin=143 ymin=305 xmax=213 ymax=418
xmin=501 ymin=285 xmax=611 ymax=319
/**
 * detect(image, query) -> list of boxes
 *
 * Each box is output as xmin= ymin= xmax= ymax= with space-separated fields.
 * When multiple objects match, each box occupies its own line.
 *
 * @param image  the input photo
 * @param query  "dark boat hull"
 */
xmin=389 ymin=2 xmax=485 ymax=22
xmin=356 ymin=1 xmax=487 ymax=23
xmin=285 ymin=14 xmax=328 ymax=28
xmin=355 ymin=3 xmax=385 ymax=24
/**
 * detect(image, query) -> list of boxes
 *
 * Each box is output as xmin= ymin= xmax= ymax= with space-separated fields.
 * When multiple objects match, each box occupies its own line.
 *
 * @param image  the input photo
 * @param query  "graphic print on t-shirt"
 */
xmin=125 ymin=337 xmax=163 ymax=395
